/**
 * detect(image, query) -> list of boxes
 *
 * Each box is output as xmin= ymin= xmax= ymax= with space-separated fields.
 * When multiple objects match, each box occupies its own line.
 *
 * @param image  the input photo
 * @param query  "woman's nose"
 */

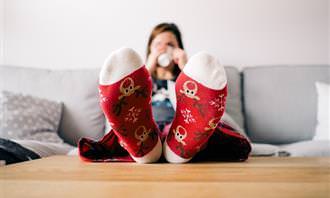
xmin=157 ymin=44 xmax=167 ymax=51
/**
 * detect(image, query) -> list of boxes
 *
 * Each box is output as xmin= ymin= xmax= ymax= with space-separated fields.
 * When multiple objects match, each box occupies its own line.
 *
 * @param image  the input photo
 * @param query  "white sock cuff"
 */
xmin=163 ymin=138 xmax=191 ymax=163
xmin=99 ymin=47 xmax=143 ymax=85
xmin=131 ymin=137 xmax=162 ymax=164
xmin=183 ymin=52 xmax=227 ymax=90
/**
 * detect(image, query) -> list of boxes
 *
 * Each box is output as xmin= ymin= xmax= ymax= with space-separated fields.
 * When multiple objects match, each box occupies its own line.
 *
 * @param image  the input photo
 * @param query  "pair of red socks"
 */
xmin=85 ymin=48 xmax=232 ymax=163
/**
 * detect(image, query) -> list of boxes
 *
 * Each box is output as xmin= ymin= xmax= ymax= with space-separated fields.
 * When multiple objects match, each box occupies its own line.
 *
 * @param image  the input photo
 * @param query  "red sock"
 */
xmin=98 ymin=48 xmax=161 ymax=163
xmin=164 ymin=52 xmax=227 ymax=163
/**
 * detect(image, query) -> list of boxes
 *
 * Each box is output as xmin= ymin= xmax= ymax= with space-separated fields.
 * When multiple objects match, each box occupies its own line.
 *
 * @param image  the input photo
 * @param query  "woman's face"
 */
xmin=150 ymin=31 xmax=179 ymax=53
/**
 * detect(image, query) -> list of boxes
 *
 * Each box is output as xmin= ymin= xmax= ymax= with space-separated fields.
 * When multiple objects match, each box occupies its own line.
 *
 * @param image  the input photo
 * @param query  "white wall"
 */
xmin=0 ymin=0 xmax=4 ymax=64
xmin=3 ymin=0 xmax=329 ymax=69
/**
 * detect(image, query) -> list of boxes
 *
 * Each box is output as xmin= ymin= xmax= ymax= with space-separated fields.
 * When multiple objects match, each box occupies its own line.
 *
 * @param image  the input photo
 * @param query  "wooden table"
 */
xmin=0 ymin=156 xmax=329 ymax=198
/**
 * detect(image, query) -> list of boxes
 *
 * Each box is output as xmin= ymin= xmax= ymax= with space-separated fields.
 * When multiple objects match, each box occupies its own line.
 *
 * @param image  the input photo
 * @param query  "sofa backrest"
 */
xmin=0 ymin=65 xmax=245 ymax=146
xmin=224 ymin=66 xmax=245 ymax=131
xmin=243 ymin=65 xmax=330 ymax=144
xmin=0 ymin=65 xmax=105 ymax=146
xmin=5 ymin=64 xmax=325 ymax=146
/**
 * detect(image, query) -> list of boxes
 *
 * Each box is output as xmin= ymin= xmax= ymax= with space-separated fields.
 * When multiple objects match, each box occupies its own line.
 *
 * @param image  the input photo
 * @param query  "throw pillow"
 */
xmin=0 ymin=90 xmax=63 ymax=143
xmin=314 ymin=82 xmax=330 ymax=140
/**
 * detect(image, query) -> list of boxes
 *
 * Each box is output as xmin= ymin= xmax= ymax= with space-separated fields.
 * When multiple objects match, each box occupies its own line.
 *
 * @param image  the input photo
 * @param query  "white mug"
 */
xmin=157 ymin=47 xmax=173 ymax=67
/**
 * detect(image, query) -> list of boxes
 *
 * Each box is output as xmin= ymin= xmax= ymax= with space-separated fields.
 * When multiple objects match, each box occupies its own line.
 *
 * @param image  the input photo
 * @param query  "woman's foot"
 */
xmin=164 ymin=52 xmax=228 ymax=163
xmin=98 ymin=47 xmax=162 ymax=163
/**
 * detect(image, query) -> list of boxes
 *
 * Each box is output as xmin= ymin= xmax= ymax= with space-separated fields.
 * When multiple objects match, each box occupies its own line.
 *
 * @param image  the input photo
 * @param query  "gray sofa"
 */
xmin=0 ymin=64 xmax=329 ymax=157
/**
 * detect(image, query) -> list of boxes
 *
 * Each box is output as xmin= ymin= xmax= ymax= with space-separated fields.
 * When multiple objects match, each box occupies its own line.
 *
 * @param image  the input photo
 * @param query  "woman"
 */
xmin=145 ymin=23 xmax=187 ymax=133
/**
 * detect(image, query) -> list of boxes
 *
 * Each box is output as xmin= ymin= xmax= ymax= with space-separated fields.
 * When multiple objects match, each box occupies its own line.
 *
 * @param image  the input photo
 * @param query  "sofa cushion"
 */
xmin=224 ymin=66 xmax=245 ymax=131
xmin=279 ymin=140 xmax=330 ymax=157
xmin=13 ymin=139 xmax=74 ymax=157
xmin=243 ymin=65 xmax=330 ymax=144
xmin=0 ymin=65 xmax=105 ymax=146
xmin=250 ymin=143 xmax=279 ymax=156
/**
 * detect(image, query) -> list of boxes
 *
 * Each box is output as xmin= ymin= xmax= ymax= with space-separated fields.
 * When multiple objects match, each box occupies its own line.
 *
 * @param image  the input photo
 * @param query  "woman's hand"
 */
xmin=146 ymin=48 xmax=165 ymax=73
xmin=172 ymin=48 xmax=188 ymax=70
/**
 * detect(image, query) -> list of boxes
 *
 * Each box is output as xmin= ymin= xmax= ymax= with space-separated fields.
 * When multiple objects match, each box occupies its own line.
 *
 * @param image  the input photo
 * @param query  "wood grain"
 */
xmin=1 ymin=156 xmax=329 ymax=198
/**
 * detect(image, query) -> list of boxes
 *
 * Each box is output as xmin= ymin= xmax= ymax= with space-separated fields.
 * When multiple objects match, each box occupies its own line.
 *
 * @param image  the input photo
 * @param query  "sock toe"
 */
xmin=183 ymin=52 xmax=227 ymax=90
xmin=99 ymin=47 xmax=143 ymax=85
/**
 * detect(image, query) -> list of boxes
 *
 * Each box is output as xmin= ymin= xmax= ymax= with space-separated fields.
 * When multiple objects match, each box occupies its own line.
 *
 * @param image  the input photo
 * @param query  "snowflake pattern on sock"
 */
xmin=181 ymin=108 xmax=196 ymax=124
xmin=125 ymin=107 xmax=141 ymax=123
xmin=209 ymin=93 xmax=226 ymax=112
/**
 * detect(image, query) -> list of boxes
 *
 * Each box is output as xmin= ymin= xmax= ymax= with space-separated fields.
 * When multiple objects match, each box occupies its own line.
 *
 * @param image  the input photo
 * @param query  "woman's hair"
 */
xmin=146 ymin=23 xmax=184 ymax=77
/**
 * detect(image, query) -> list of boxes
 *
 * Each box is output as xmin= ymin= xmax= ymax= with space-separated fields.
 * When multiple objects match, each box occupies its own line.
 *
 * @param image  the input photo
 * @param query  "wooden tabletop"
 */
xmin=0 ymin=156 xmax=329 ymax=198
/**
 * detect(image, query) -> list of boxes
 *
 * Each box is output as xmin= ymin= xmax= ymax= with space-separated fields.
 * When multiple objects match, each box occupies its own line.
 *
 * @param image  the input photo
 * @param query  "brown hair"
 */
xmin=146 ymin=23 xmax=184 ymax=78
